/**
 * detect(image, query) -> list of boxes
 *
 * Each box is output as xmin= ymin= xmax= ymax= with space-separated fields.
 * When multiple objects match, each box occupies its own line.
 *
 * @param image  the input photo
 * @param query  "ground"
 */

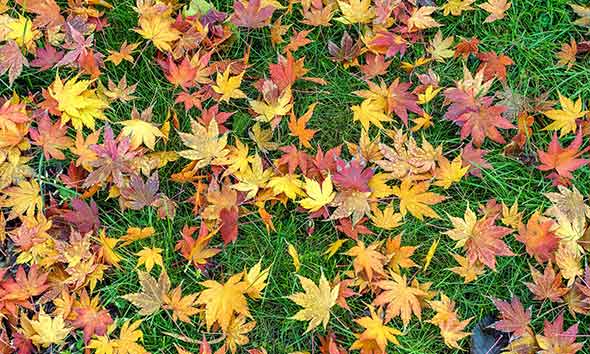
xmin=3 ymin=0 xmax=590 ymax=353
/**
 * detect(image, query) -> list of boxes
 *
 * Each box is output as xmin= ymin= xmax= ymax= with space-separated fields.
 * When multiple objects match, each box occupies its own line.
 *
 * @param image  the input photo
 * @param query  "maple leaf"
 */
xmin=571 ymin=4 xmax=590 ymax=27
xmin=29 ymin=113 xmax=72 ymax=160
xmin=526 ymin=264 xmax=568 ymax=302
xmin=250 ymin=86 xmax=293 ymax=123
xmin=178 ymin=118 xmax=229 ymax=169
xmin=351 ymin=306 xmax=401 ymax=353
xmin=427 ymin=294 xmax=471 ymax=350
xmin=360 ymin=53 xmax=392 ymax=79
xmin=107 ymin=41 xmax=140 ymax=65
xmin=212 ymin=67 xmax=247 ymax=102
xmin=288 ymin=103 xmax=318 ymax=148
xmin=165 ymin=56 xmax=197 ymax=90
xmin=0 ymin=179 xmax=42 ymax=218
xmin=120 ymin=173 xmax=161 ymax=210
xmin=345 ymin=241 xmax=386 ymax=282
xmin=301 ymin=0 xmax=335 ymax=26
xmin=352 ymin=99 xmax=392 ymax=131
xmin=28 ymin=312 xmax=71 ymax=348
xmin=63 ymin=198 xmax=101 ymax=234
xmin=491 ymin=296 xmax=532 ymax=337
xmin=392 ymin=180 xmax=445 ymax=220
xmin=122 ymin=270 xmax=170 ymax=316
xmin=0 ymin=40 xmax=28 ymax=85
xmin=120 ymin=115 xmax=164 ymax=151
xmin=104 ymin=76 xmax=138 ymax=102
xmin=328 ymin=31 xmax=362 ymax=66
xmin=427 ymin=31 xmax=455 ymax=62
xmin=196 ymin=273 xmax=250 ymax=331
xmin=537 ymin=130 xmax=589 ymax=186
xmin=442 ymin=0 xmax=475 ymax=16
xmin=501 ymin=200 xmax=522 ymax=229
xmin=542 ymin=93 xmax=587 ymax=137
xmin=385 ymin=235 xmax=417 ymax=273
xmin=1 ymin=265 xmax=48 ymax=305
xmin=374 ymin=272 xmax=427 ymax=326
xmin=333 ymin=159 xmax=374 ymax=192
xmin=370 ymin=204 xmax=402 ymax=230
xmin=478 ymin=0 xmax=511 ymax=23
xmin=287 ymin=241 xmax=301 ymax=272
xmin=444 ymin=87 xmax=514 ymax=146
xmin=408 ymin=6 xmax=441 ymax=30
xmin=335 ymin=217 xmax=374 ymax=240
xmin=385 ymin=78 xmax=422 ymax=125
xmin=477 ymin=51 xmax=513 ymax=81
xmin=243 ymin=260 xmax=270 ymax=299
xmin=336 ymin=0 xmax=374 ymax=24
xmin=330 ymin=190 xmax=371 ymax=225
xmin=557 ymin=39 xmax=577 ymax=69
xmin=299 ymin=175 xmax=336 ymax=212
xmin=444 ymin=206 xmax=514 ymax=269
xmin=14 ymin=0 xmax=65 ymax=29
xmin=48 ymin=74 xmax=108 ymax=130
xmin=283 ymin=29 xmax=313 ymax=53
xmin=113 ymin=319 xmax=147 ymax=354
xmin=434 ymin=155 xmax=469 ymax=189
xmin=516 ymin=212 xmax=558 ymax=262
xmin=175 ymin=224 xmax=220 ymax=269
xmin=449 ymin=253 xmax=485 ymax=283
xmin=536 ymin=313 xmax=583 ymax=354
xmin=163 ymin=286 xmax=199 ymax=323
xmin=72 ymin=290 xmax=114 ymax=343
xmin=287 ymin=273 xmax=339 ymax=333
xmin=134 ymin=5 xmax=180 ymax=52
xmin=231 ymin=0 xmax=275 ymax=28
xmin=249 ymin=122 xmax=279 ymax=152
xmin=454 ymin=37 xmax=480 ymax=59
xmin=136 ymin=247 xmax=164 ymax=272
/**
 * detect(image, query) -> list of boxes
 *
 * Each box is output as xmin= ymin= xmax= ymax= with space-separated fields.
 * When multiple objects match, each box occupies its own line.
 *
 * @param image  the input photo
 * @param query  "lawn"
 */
xmin=1 ymin=0 xmax=590 ymax=353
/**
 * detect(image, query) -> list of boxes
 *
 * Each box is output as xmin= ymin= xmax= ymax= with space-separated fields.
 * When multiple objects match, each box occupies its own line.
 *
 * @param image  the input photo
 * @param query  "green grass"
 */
xmin=4 ymin=0 xmax=590 ymax=352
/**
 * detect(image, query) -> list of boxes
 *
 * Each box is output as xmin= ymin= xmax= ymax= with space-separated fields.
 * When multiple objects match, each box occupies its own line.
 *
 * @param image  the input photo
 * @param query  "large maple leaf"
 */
xmin=231 ymin=0 xmax=275 ymax=28
xmin=516 ymin=212 xmax=558 ymax=262
xmin=536 ymin=313 xmax=583 ymax=354
xmin=374 ymin=273 xmax=427 ymax=326
xmin=196 ymin=273 xmax=250 ymax=331
xmin=444 ymin=88 xmax=514 ymax=146
xmin=491 ymin=296 xmax=532 ymax=337
xmin=445 ymin=206 xmax=514 ymax=269
xmin=84 ymin=125 xmax=138 ymax=188
xmin=29 ymin=113 xmax=72 ymax=160
xmin=332 ymin=159 xmax=374 ymax=192
xmin=178 ymin=118 xmax=229 ymax=169
xmin=287 ymin=273 xmax=339 ymax=333
xmin=121 ymin=270 xmax=170 ymax=316
xmin=537 ymin=130 xmax=589 ymax=186
xmin=525 ymin=264 xmax=568 ymax=302
xmin=0 ymin=40 xmax=28 ymax=85
xmin=72 ymin=290 xmax=114 ymax=343
xmin=392 ymin=180 xmax=445 ymax=220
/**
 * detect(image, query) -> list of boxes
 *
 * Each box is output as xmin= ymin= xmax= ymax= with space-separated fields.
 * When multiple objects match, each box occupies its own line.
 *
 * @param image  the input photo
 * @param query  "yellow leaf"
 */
xmin=268 ymin=174 xmax=305 ymax=200
xmin=98 ymin=230 xmax=122 ymax=267
xmin=162 ymin=286 xmax=199 ymax=323
xmin=422 ymin=238 xmax=439 ymax=272
xmin=542 ymin=93 xmax=587 ymax=137
xmin=231 ymin=154 xmax=273 ymax=200
xmin=120 ymin=119 xmax=164 ymax=150
xmin=392 ymin=180 xmax=446 ymax=220
xmin=287 ymin=273 xmax=339 ymax=333
xmin=441 ymin=0 xmax=475 ymax=16
xmin=324 ymin=239 xmax=348 ymax=259
xmin=0 ymin=179 xmax=42 ymax=219
xmin=352 ymin=99 xmax=392 ymax=131
xmin=29 ymin=312 xmax=72 ymax=348
xmin=478 ymin=0 xmax=511 ymax=23
xmin=449 ymin=253 xmax=485 ymax=283
xmin=134 ymin=7 xmax=180 ymax=52
xmin=427 ymin=31 xmax=455 ymax=62
xmin=48 ymin=74 xmax=108 ymax=131
xmin=136 ymin=247 xmax=164 ymax=272
xmin=122 ymin=270 xmax=170 ymax=316
xmin=336 ymin=0 xmax=374 ymax=24
xmin=417 ymin=85 xmax=443 ymax=104
xmin=196 ymin=273 xmax=250 ymax=331
xmin=178 ymin=118 xmax=229 ymax=169
xmin=299 ymin=175 xmax=336 ymax=212
xmin=120 ymin=226 xmax=155 ymax=246
xmin=501 ymin=200 xmax=522 ymax=229
xmin=250 ymin=88 xmax=293 ymax=123
xmin=287 ymin=241 xmax=301 ymax=272
xmin=368 ymin=173 xmax=393 ymax=198
xmin=212 ymin=67 xmax=247 ymax=102
xmin=351 ymin=306 xmax=401 ymax=353
xmin=244 ymin=260 xmax=270 ymax=299
xmin=370 ymin=204 xmax=402 ymax=230
xmin=408 ymin=6 xmax=441 ymax=30
xmin=249 ymin=122 xmax=279 ymax=152
xmin=113 ymin=319 xmax=147 ymax=354
xmin=434 ymin=155 xmax=469 ymax=189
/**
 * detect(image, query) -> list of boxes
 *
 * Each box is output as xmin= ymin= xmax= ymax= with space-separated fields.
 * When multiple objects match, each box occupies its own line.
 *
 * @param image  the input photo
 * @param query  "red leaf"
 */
xmin=72 ymin=290 xmax=114 ymax=343
xmin=454 ymin=37 xmax=479 ymax=59
xmin=335 ymin=217 xmax=374 ymax=240
xmin=231 ymin=0 xmax=275 ymax=28
xmin=332 ymin=159 xmax=374 ymax=192
xmin=31 ymin=45 xmax=65 ymax=71
xmin=537 ymin=313 xmax=583 ymax=354
xmin=0 ymin=41 xmax=28 ymax=86
xmin=385 ymin=78 xmax=422 ymax=125
xmin=491 ymin=296 xmax=532 ymax=337
xmin=477 ymin=51 xmax=514 ymax=81
xmin=526 ymin=263 xmax=569 ymax=302
xmin=165 ymin=56 xmax=197 ymax=90
xmin=29 ymin=113 xmax=72 ymax=160
xmin=63 ymin=198 xmax=101 ymax=234
xmin=220 ymin=207 xmax=239 ymax=244
xmin=516 ymin=212 xmax=558 ymax=262
xmin=537 ymin=130 xmax=589 ymax=186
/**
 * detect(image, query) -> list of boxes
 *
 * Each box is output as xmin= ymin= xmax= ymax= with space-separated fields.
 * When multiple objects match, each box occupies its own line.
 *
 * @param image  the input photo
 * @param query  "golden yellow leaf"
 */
xmin=120 ymin=226 xmax=155 ymax=246
xmin=268 ymin=174 xmax=305 ymax=200
xmin=408 ymin=6 xmax=441 ymax=30
xmin=434 ymin=155 xmax=469 ymax=189
xmin=351 ymin=306 xmax=401 ymax=353
xmin=392 ymin=180 xmax=445 ymax=220
xmin=299 ymin=175 xmax=336 ymax=212
xmin=287 ymin=241 xmax=301 ymax=272
xmin=478 ymin=0 xmax=511 ymax=23
xmin=324 ymin=239 xmax=348 ymax=259
xmin=178 ymin=118 xmax=229 ymax=169
xmin=542 ymin=93 xmax=587 ymax=137
xmin=212 ymin=67 xmax=247 ymax=102
xmin=370 ymin=203 xmax=402 ymax=230
xmin=29 ymin=312 xmax=71 ymax=348
xmin=427 ymin=31 xmax=455 ymax=62
xmin=287 ymin=273 xmax=339 ymax=333
xmin=134 ymin=7 xmax=180 ymax=52
xmin=0 ymin=179 xmax=42 ymax=219
xmin=196 ymin=273 xmax=250 ymax=331
xmin=250 ymin=88 xmax=293 ymax=123
xmin=136 ymin=247 xmax=164 ymax=272
xmin=336 ymin=0 xmax=374 ymax=24
xmin=422 ymin=238 xmax=439 ymax=272
xmin=120 ymin=118 xmax=164 ymax=150
xmin=244 ymin=260 xmax=270 ymax=299
xmin=352 ymin=99 xmax=391 ymax=131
